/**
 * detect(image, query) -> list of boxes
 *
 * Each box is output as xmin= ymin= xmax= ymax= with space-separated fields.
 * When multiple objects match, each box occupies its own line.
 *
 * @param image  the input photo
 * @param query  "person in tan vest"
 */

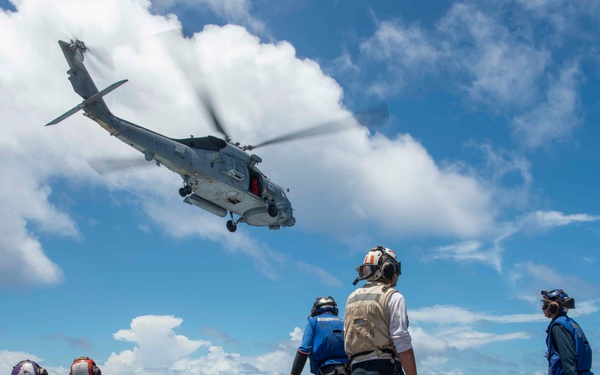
xmin=344 ymin=246 xmax=417 ymax=375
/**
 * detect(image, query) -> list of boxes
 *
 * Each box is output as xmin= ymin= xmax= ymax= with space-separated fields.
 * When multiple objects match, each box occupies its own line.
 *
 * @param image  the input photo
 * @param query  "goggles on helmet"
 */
xmin=352 ymin=246 xmax=401 ymax=285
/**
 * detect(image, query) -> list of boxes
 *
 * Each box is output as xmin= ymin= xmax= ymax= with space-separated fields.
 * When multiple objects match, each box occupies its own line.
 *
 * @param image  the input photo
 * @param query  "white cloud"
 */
xmin=435 ymin=326 xmax=530 ymax=350
xmin=506 ymin=261 xmax=600 ymax=310
xmin=438 ymin=2 xmax=549 ymax=109
xmin=406 ymin=309 xmax=533 ymax=372
xmin=101 ymin=314 xmax=298 ymax=375
xmin=110 ymin=315 xmax=206 ymax=369
xmin=359 ymin=18 xmax=439 ymax=94
xmin=0 ymin=0 xmax=498 ymax=286
xmin=296 ymin=261 xmax=342 ymax=287
xmin=428 ymin=241 xmax=502 ymax=271
xmin=410 ymin=305 xmax=542 ymax=325
xmin=518 ymin=209 xmax=599 ymax=232
xmin=349 ymin=2 xmax=595 ymax=150
xmin=512 ymin=63 xmax=581 ymax=148
xmin=427 ymin=209 xmax=600 ymax=272
xmin=151 ymin=0 xmax=267 ymax=36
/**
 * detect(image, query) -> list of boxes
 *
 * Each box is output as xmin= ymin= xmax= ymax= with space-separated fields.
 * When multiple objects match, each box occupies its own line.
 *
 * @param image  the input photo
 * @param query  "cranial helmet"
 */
xmin=353 ymin=246 xmax=401 ymax=285
xmin=11 ymin=360 xmax=48 ymax=375
xmin=310 ymin=296 xmax=338 ymax=318
xmin=70 ymin=356 xmax=102 ymax=375
xmin=541 ymin=289 xmax=575 ymax=314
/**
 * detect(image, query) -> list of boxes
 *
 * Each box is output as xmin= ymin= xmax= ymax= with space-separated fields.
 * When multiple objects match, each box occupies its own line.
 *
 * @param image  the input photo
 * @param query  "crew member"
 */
xmin=11 ymin=360 xmax=48 ymax=375
xmin=70 ymin=356 xmax=102 ymax=375
xmin=290 ymin=296 xmax=348 ymax=375
xmin=541 ymin=289 xmax=594 ymax=375
xmin=344 ymin=246 xmax=417 ymax=375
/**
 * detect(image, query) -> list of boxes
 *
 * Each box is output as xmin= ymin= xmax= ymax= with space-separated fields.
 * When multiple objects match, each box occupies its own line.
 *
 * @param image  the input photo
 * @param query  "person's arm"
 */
xmin=290 ymin=319 xmax=314 ymax=375
xmin=552 ymin=324 xmax=577 ymax=375
xmin=398 ymin=348 xmax=417 ymax=375
xmin=387 ymin=292 xmax=417 ymax=375
xmin=290 ymin=351 xmax=309 ymax=375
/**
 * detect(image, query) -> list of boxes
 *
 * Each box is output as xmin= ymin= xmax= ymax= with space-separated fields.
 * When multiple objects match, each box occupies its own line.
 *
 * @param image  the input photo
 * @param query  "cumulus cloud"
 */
xmin=101 ymin=314 xmax=297 ymax=375
xmin=0 ymin=0 xmax=497 ymax=287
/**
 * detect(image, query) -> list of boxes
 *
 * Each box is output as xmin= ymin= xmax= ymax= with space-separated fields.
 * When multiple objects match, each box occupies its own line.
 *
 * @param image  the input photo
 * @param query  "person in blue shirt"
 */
xmin=290 ymin=296 xmax=348 ymax=375
xmin=541 ymin=289 xmax=594 ymax=375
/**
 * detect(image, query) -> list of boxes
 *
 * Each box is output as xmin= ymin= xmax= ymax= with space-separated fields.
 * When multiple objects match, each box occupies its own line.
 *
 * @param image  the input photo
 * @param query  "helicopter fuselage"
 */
xmin=49 ymin=39 xmax=295 ymax=231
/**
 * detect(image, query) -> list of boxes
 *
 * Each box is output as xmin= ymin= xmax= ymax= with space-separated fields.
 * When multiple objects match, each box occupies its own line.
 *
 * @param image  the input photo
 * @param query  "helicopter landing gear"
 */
xmin=267 ymin=204 xmax=278 ymax=217
xmin=226 ymin=220 xmax=237 ymax=233
xmin=226 ymin=211 xmax=238 ymax=233
xmin=178 ymin=185 xmax=192 ymax=197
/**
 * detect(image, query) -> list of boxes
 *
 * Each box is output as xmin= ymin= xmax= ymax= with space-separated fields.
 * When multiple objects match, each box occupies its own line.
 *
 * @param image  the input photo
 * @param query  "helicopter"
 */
xmin=47 ymin=39 xmax=387 ymax=233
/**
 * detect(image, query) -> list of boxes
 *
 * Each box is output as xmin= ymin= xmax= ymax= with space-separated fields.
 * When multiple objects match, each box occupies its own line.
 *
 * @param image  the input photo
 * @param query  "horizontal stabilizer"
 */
xmin=46 ymin=79 xmax=128 ymax=126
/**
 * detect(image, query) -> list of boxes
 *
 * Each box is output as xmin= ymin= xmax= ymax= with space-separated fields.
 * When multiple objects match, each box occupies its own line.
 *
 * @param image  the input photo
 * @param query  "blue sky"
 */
xmin=1 ymin=0 xmax=599 ymax=374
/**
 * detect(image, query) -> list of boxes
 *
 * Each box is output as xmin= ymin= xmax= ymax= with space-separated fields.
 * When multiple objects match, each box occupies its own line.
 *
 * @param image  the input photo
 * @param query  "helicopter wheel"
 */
xmin=226 ymin=220 xmax=237 ymax=233
xmin=267 ymin=204 xmax=278 ymax=217
xmin=179 ymin=185 xmax=193 ymax=197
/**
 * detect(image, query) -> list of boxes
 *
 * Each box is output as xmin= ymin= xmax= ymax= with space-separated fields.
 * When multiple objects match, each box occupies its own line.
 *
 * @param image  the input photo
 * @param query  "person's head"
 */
xmin=309 ymin=296 xmax=338 ymax=318
xmin=11 ymin=360 xmax=48 ymax=375
xmin=353 ymin=246 xmax=401 ymax=286
xmin=70 ymin=356 xmax=102 ymax=375
xmin=541 ymin=289 xmax=575 ymax=318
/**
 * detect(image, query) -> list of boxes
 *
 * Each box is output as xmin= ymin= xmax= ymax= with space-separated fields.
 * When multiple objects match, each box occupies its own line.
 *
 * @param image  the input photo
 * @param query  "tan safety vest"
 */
xmin=344 ymin=282 xmax=398 ymax=362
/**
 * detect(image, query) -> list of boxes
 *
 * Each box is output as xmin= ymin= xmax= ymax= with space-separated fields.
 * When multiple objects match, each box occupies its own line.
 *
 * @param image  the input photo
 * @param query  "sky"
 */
xmin=0 ymin=0 xmax=599 ymax=374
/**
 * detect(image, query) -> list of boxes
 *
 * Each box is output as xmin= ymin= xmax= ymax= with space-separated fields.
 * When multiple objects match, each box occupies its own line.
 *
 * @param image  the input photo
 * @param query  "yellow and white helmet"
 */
xmin=353 ymin=246 xmax=401 ymax=284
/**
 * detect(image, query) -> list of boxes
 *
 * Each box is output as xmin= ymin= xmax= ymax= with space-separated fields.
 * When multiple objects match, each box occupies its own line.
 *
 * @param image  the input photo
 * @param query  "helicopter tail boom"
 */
xmin=46 ymin=39 xmax=125 ymax=127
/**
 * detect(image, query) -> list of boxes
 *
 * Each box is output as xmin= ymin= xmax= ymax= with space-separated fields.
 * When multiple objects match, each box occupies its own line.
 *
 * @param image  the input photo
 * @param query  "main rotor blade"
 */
xmin=197 ymin=91 xmax=232 ymax=142
xmin=88 ymin=157 xmax=153 ymax=176
xmin=248 ymin=119 xmax=353 ymax=150
xmin=247 ymin=103 xmax=389 ymax=150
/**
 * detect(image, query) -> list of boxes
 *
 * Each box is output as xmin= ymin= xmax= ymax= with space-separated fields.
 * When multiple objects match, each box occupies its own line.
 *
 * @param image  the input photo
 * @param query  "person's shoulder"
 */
xmin=551 ymin=319 xmax=571 ymax=335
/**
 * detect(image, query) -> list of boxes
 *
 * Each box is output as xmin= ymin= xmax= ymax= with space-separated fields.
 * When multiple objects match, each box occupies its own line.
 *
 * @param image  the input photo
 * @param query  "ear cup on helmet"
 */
xmin=548 ymin=301 xmax=560 ymax=314
xmin=382 ymin=261 xmax=395 ymax=279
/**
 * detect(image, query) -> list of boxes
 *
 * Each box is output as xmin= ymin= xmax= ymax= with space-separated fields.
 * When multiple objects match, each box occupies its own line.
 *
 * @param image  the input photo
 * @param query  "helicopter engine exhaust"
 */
xmin=183 ymin=193 xmax=227 ymax=218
